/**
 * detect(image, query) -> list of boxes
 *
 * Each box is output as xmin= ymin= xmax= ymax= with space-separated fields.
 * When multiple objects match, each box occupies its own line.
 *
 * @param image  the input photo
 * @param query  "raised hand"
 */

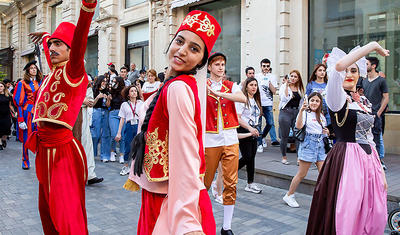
xmin=28 ymin=32 xmax=46 ymax=44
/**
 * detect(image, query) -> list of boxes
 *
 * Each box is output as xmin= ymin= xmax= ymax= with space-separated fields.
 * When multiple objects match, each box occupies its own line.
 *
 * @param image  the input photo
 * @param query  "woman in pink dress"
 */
xmin=123 ymin=10 xmax=221 ymax=235
xmin=306 ymin=42 xmax=389 ymax=235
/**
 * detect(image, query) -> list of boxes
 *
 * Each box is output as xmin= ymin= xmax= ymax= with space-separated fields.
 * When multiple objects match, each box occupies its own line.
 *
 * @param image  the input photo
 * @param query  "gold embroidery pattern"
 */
xmin=44 ymin=92 xmax=50 ymax=102
xmin=197 ymin=15 xmax=215 ymax=37
xmin=53 ymin=92 xmax=65 ymax=103
xmin=182 ymin=13 xmax=215 ymax=37
xmin=63 ymin=65 xmax=85 ymax=87
xmin=37 ymin=101 xmax=48 ymax=118
xmin=81 ymin=5 xmax=96 ymax=13
xmin=144 ymin=128 xmax=169 ymax=181
xmin=47 ymin=103 xmax=68 ymax=119
xmin=50 ymin=81 xmax=60 ymax=92
xmin=55 ymin=69 xmax=62 ymax=80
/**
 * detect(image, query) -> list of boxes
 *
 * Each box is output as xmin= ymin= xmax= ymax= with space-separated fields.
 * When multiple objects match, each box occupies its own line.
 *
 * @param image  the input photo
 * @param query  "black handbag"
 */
xmin=294 ymin=112 xmax=307 ymax=142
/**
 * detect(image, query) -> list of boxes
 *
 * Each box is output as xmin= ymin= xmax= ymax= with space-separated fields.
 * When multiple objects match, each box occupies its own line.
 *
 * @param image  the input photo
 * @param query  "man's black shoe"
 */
xmin=221 ymin=228 xmax=234 ymax=235
xmin=22 ymin=167 xmax=30 ymax=170
xmin=88 ymin=177 xmax=104 ymax=185
xmin=271 ymin=141 xmax=280 ymax=146
xmin=2 ymin=139 xmax=7 ymax=148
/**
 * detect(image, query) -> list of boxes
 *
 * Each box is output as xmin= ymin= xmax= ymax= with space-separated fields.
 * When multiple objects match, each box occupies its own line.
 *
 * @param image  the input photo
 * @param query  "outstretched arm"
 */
xmin=67 ymin=0 xmax=97 ymax=79
xmin=335 ymin=42 xmax=389 ymax=72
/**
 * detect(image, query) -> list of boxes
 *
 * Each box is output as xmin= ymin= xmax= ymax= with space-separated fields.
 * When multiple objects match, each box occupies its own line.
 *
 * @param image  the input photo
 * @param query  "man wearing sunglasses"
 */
xmin=255 ymin=58 xmax=279 ymax=152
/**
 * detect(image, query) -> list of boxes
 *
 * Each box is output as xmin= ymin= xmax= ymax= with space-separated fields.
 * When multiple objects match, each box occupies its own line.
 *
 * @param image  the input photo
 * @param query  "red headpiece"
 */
xmin=49 ymin=22 xmax=76 ymax=48
xmin=176 ymin=10 xmax=221 ymax=54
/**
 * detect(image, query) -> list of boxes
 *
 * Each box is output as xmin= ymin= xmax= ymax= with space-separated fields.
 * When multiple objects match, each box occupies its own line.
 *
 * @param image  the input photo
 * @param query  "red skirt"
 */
xmin=138 ymin=188 xmax=216 ymax=235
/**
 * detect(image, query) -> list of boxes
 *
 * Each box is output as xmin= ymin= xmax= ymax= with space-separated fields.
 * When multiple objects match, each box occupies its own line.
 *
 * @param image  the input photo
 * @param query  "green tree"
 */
xmin=0 ymin=64 xmax=7 ymax=81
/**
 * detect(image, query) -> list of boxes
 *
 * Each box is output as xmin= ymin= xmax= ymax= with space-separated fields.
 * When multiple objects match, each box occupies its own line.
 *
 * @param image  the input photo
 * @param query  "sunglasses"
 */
xmin=262 ymin=64 xmax=270 ymax=68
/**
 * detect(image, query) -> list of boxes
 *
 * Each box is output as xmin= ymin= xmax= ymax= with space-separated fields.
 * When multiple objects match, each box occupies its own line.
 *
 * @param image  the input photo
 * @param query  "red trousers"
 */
xmin=138 ymin=189 xmax=216 ymax=235
xmin=27 ymin=125 xmax=88 ymax=235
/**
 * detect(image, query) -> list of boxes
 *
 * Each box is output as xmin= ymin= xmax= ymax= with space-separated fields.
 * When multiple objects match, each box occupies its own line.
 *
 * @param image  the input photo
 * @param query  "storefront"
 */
xmin=191 ymin=0 xmax=241 ymax=82
xmin=309 ymin=0 xmax=400 ymax=113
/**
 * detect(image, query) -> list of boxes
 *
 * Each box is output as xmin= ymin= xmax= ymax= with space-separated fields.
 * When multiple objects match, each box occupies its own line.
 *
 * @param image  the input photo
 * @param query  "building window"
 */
xmin=126 ymin=0 xmax=147 ymax=9
xmin=191 ymin=0 xmax=241 ymax=83
xmin=309 ymin=0 xmax=400 ymax=112
xmin=126 ymin=22 xmax=149 ymax=70
xmin=51 ymin=2 xmax=63 ymax=33
xmin=84 ymin=35 xmax=99 ymax=77
xmin=28 ymin=16 xmax=36 ymax=44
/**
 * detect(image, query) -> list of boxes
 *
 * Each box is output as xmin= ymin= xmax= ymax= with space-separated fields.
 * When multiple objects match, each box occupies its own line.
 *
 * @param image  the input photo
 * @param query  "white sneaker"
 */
xmin=244 ymin=183 xmax=262 ymax=194
xmin=110 ymin=152 xmax=116 ymax=162
xmin=262 ymin=139 xmax=267 ymax=148
xmin=102 ymin=159 xmax=109 ymax=163
xmin=211 ymin=181 xmax=218 ymax=199
xmin=215 ymin=195 xmax=223 ymax=204
xmin=283 ymin=193 xmax=299 ymax=208
xmin=281 ymin=159 xmax=289 ymax=165
xmin=119 ymin=155 xmax=124 ymax=164
xmin=257 ymin=145 xmax=263 ymax=153
xmin=120 ymin=166 xmax=130 ymax=176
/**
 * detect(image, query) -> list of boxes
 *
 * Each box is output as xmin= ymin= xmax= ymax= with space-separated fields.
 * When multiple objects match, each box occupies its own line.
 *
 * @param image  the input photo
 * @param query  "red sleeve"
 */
xmin=42 ymin=34 xmax=52 ymax=68
xmin=66 ymin=0 xmax=97 ymax=79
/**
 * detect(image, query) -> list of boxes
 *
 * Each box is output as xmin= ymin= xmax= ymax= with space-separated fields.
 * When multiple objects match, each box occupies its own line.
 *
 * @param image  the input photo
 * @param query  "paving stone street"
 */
xmin=0 ymin=139 xmax=393 ymax=234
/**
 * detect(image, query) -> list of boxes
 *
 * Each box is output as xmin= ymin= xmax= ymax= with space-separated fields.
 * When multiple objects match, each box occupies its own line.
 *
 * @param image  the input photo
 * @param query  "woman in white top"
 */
xmin=115 ymin=84 xmax=143 ymax=175
xmin=236 ymin=77 xmax=263 ymax=194
xmin=141 ymin=69 xmax=161 ymax=94
xmin=278 ymin=70 xmax=305 ymax=165
xmin=283 ymin=92 xmax=328 ymax=208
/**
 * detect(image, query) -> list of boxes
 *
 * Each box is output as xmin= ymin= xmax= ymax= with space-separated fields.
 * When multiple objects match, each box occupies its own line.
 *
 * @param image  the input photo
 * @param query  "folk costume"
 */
xmin=203 ymin=52 xmax=241 ymax=233
xmin=13 ymin=61 xmax=42 ymax=169
xmin=123 ymin=10 xmax=221 ymax=235
xmin=25 ymin=0 xmax=97 ymax=234
xmin=306 ymin=47 xmax=387 ymax=235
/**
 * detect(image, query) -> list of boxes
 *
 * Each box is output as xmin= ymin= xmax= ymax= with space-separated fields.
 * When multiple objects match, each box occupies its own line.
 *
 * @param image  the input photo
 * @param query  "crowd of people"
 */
xmin=0 ymin=2 xmax=392 ymax=234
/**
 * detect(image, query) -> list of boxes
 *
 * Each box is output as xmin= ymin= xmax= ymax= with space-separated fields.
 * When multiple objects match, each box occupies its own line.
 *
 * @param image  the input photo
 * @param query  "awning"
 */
xmin=171 ymin=0 xmax=201 ymax=9
xmin=20 ymin=47 xmax=35 ymax=57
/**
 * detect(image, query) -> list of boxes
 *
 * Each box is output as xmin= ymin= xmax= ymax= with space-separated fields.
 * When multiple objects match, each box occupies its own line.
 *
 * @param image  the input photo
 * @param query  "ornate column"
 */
xmin=279 ymin=0 xmax=290 ymax=79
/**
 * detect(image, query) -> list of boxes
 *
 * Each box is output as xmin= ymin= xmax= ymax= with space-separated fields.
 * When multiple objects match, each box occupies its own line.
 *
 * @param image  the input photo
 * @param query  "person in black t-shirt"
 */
xmin=362 ymin=56 xmax=389 ymax=169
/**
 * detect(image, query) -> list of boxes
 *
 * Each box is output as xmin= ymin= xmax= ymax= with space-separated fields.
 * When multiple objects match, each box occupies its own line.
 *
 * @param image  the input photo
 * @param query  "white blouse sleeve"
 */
xmin=326 ymin=47 xmax=348 ymax=112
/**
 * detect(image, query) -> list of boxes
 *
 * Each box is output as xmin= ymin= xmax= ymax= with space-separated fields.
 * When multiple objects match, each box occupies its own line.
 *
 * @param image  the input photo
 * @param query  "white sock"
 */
xmin=223 ymin=205 xmax=234 ymax=230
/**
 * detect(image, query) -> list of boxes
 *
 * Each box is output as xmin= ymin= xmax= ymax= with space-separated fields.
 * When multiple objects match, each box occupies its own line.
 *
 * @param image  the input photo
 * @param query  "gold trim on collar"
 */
xmin=81 ymin=4 xmax=96 ymax=13
xmin=52 ymin=61 xmax=68 ymax=70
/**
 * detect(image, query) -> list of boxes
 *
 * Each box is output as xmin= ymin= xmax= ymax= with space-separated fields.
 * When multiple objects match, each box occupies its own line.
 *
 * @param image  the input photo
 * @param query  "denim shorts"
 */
xmin=298 ymin=133 xmax=326 ymax=162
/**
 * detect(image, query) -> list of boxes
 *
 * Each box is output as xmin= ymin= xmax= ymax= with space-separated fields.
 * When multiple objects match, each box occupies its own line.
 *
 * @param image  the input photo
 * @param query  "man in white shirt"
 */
xmin=204 ymin=52 xmax=246 ymax=235
xmin=255 ymin=58 xmax=279 ymax=152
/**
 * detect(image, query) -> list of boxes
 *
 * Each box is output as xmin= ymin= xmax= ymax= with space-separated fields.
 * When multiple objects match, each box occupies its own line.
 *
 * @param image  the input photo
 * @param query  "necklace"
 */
xmin=335 ymin=102 xmax=349 ymax=127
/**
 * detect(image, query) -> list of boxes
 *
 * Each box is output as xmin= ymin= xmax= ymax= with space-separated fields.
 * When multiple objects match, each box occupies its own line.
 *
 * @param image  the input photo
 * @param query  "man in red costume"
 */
xmin=27 ymin=0 xmax=97 ymax=234
xmin=204 ymin=52 xmax=246 ymax=235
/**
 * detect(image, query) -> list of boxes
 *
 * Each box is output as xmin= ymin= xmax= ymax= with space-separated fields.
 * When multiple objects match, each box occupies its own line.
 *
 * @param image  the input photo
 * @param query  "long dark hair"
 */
xmin=308 ymin=92 xmax=323 ymax=126
xmin=131 ymin=33 xmax=209 ymax=176
xmin=289 ymin=70 xmax=305 ymax=95
xmin=93 ymin=75 xmax=108 ymax=94
xmin=23 ymin=64 xmax=42 ymax=84
xmin=110 ymin=76 xmax=125 ymax=97
xmin=242 ymin=77 xmax=261 ymax=113
xmin=308 ymin=64 xmax=327 ymax=83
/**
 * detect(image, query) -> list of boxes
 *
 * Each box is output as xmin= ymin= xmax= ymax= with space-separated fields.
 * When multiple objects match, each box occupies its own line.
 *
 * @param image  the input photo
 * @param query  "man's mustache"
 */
xmin=50 ymin=51 xmax=59 ymax=56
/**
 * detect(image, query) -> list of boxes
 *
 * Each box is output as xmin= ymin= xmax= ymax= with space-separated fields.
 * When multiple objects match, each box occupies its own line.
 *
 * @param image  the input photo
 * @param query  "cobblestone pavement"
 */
xmin=0 ymin=139 xmax=392 ymax=234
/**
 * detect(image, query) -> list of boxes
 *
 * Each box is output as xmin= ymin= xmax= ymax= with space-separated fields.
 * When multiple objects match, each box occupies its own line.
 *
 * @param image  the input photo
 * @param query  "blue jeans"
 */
xmin=379 ymin=133 xmax=385 ymax=159
xmin=258 ymin=105 xmax=278 ymax=145
xmin=124 ymin=122 xmax=138 ymax=161
xmin=298 ymin=133 xmax=326 ymax=162
xmin=91 ymin=108 xmax=111 ymax=160
xmin=109 ymin=109 xmax=125 ymax=155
